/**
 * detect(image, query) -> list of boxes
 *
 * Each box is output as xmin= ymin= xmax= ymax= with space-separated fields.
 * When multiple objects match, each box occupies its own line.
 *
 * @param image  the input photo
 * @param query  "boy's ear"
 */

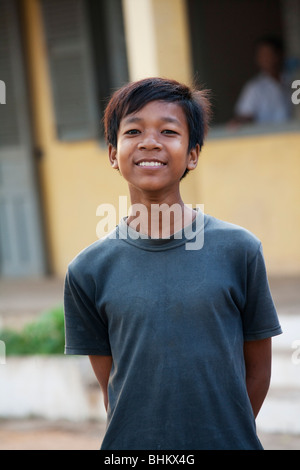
xmin=187 ymin=144 xmax=200 ymax=171
xmin=108 ymin=144 xmax=119 ymax=169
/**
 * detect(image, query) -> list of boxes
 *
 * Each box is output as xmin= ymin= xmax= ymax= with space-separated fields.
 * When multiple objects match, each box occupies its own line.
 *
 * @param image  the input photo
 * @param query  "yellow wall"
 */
xmin=23 ymin=0 xmax=300 ymax=278
xmin=122 ymin=0 xmax=192 ymax=84
xmin=122 ymin=0 xmax=159 ymax=78
xmin=152 ymin=0 xmax=192 ymax=83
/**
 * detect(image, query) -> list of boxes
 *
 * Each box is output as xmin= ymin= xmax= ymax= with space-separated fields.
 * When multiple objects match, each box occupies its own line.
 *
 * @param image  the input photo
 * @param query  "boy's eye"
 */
xmin=162 ymin=129 xmax=178 ymax=135
xmin=125 ymin=129 xmax=140 ymax=135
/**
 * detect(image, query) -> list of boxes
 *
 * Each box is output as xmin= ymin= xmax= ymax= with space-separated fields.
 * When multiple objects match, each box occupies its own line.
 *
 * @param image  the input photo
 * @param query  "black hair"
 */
xmin=255 ymin=35 xmax=284 ymax=54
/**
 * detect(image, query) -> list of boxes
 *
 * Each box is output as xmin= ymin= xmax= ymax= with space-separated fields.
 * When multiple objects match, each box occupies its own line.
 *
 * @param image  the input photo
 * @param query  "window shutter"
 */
xmin=0 ymin=0 xmax=20 ymax=146
xmin=41 ymin=0 xmax=98 ymax=141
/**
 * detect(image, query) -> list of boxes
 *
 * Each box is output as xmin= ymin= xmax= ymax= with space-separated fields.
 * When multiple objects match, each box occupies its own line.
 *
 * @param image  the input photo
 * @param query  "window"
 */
xmin=41 ymin=0 xmax=128 ymax=141
xmin=187 ymin=0 xmax=299 ymax=127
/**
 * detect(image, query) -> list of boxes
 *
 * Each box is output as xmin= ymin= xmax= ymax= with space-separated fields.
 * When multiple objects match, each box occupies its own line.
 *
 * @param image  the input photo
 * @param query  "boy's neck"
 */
xmin=126 ymin=188 xmax=196 ymax=238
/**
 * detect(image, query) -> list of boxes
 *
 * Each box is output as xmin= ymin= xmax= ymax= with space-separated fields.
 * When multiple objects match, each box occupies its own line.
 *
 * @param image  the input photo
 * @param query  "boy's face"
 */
xmin=109 ymin=100 xmax=199 ymax=197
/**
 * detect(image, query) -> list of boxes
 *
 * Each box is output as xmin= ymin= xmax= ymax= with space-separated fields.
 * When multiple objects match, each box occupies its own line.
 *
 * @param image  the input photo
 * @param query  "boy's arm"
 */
xmin=243 ymin=337 xmax=272 ymax=418
xmin=89 ymin=355 xmax=113 ymax=411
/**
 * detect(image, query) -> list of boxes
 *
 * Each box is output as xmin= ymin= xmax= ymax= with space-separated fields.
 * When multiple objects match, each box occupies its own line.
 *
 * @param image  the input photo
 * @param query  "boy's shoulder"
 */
xmin=67 ymin=227 xmax=120 ymax=276
xmin=206 ymin=213 xmax=259 ymax=235
xmin=205 ymin=213 xmax=261 ymax=255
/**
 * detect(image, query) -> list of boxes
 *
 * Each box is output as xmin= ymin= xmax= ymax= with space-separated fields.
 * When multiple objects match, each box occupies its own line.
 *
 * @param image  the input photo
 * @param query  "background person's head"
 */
xmin=255 ymin=36 xmax=284 ymax=80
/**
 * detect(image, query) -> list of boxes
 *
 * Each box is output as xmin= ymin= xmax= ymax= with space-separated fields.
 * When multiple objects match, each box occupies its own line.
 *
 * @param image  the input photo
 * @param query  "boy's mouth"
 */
xmin=136 ymin=160 xmax=166 ymax=167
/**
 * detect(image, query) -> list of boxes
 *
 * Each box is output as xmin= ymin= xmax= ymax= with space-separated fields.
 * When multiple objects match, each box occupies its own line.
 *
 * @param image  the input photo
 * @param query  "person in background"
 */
xmin=231 ymin=36 xmax=292 ymax=126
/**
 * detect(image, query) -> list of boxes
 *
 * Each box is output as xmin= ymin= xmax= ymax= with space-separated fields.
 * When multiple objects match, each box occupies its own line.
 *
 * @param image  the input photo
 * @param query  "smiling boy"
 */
xmin=64 ymin=77 xmax=282 ymax=450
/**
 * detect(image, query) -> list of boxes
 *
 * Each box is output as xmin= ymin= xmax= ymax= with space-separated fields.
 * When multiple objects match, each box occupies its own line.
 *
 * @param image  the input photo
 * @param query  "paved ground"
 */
xmin=0 ymin=418 xmax=299 ymax=450
xmin=0 ymin=419 xmax=105 ymax=450
xmin=0 ymin=277 xmax=65 ymax=330
xmin=0 ymin=275 xmax=300 ymax=450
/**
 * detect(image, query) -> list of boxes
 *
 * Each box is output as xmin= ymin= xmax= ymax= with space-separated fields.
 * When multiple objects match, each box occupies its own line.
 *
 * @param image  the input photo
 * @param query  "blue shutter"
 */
xmin=0 ymin=0 xmax=46 ymax=277
xmin=41 ymin=0 xmax=98 ymax=140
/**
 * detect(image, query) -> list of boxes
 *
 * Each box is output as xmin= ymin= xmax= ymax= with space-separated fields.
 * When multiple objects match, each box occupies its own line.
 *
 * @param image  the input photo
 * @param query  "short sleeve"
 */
xmin=242 ymin=243 xmax=282 ymax=341
xmin=64 ymin=268 xmax=112 ymax=355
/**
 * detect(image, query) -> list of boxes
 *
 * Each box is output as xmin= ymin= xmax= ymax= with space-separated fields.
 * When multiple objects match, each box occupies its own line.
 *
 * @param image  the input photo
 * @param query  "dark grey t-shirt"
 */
xmin=64 ymin=211 xmax=282 ymax=450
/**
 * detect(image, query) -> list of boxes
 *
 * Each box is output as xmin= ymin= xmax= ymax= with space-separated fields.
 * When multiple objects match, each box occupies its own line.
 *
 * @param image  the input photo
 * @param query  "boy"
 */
xmin=64 ymin=77 xmax=282 ymax=450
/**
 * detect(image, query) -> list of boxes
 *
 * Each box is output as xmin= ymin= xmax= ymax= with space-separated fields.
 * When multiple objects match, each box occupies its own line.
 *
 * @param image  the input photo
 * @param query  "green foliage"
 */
xmin=0 ymin=305 xmax=65 ymax=356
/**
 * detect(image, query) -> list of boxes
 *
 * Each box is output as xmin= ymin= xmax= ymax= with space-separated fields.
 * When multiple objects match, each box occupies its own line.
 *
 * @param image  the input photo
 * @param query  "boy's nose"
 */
xmin=137 ymin=134 xmax=163 ymax=150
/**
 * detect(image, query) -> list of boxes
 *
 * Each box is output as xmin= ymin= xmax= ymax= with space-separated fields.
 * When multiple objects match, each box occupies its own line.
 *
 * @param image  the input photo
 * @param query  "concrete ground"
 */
xmin=0 ymin=277 xmax=65 ymax=330
xmin=0 ymin=275 xmax=300 ymax=450
xmin=0 ymin=418 xmax=299 ymax=450
xmin=0 ymin=418 xmax=105 ymax=450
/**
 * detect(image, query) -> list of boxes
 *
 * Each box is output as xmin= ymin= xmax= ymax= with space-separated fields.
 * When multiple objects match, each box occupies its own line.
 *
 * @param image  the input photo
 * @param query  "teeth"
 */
xmin=137 ymin=161 xmax=164 ymax=167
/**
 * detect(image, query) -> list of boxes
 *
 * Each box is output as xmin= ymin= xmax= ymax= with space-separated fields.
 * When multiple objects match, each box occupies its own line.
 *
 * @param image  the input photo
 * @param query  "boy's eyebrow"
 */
xmin=122 ymin=115 xmax=182 ymax=125
xmin=160 ymin=116 xmax=181 ymax=125
xmin=122 ymin=116 xmax=143 ymax=124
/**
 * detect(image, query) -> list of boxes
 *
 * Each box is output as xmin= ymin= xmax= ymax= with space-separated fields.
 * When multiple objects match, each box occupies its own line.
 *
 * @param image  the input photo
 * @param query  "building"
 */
xmin=0 ymin=0 xmax=300 ymax=279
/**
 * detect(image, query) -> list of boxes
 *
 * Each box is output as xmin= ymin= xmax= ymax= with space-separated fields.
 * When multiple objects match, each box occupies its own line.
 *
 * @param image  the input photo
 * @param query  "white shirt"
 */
xmin=235 ymin=73 xmax=292 ymax=123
